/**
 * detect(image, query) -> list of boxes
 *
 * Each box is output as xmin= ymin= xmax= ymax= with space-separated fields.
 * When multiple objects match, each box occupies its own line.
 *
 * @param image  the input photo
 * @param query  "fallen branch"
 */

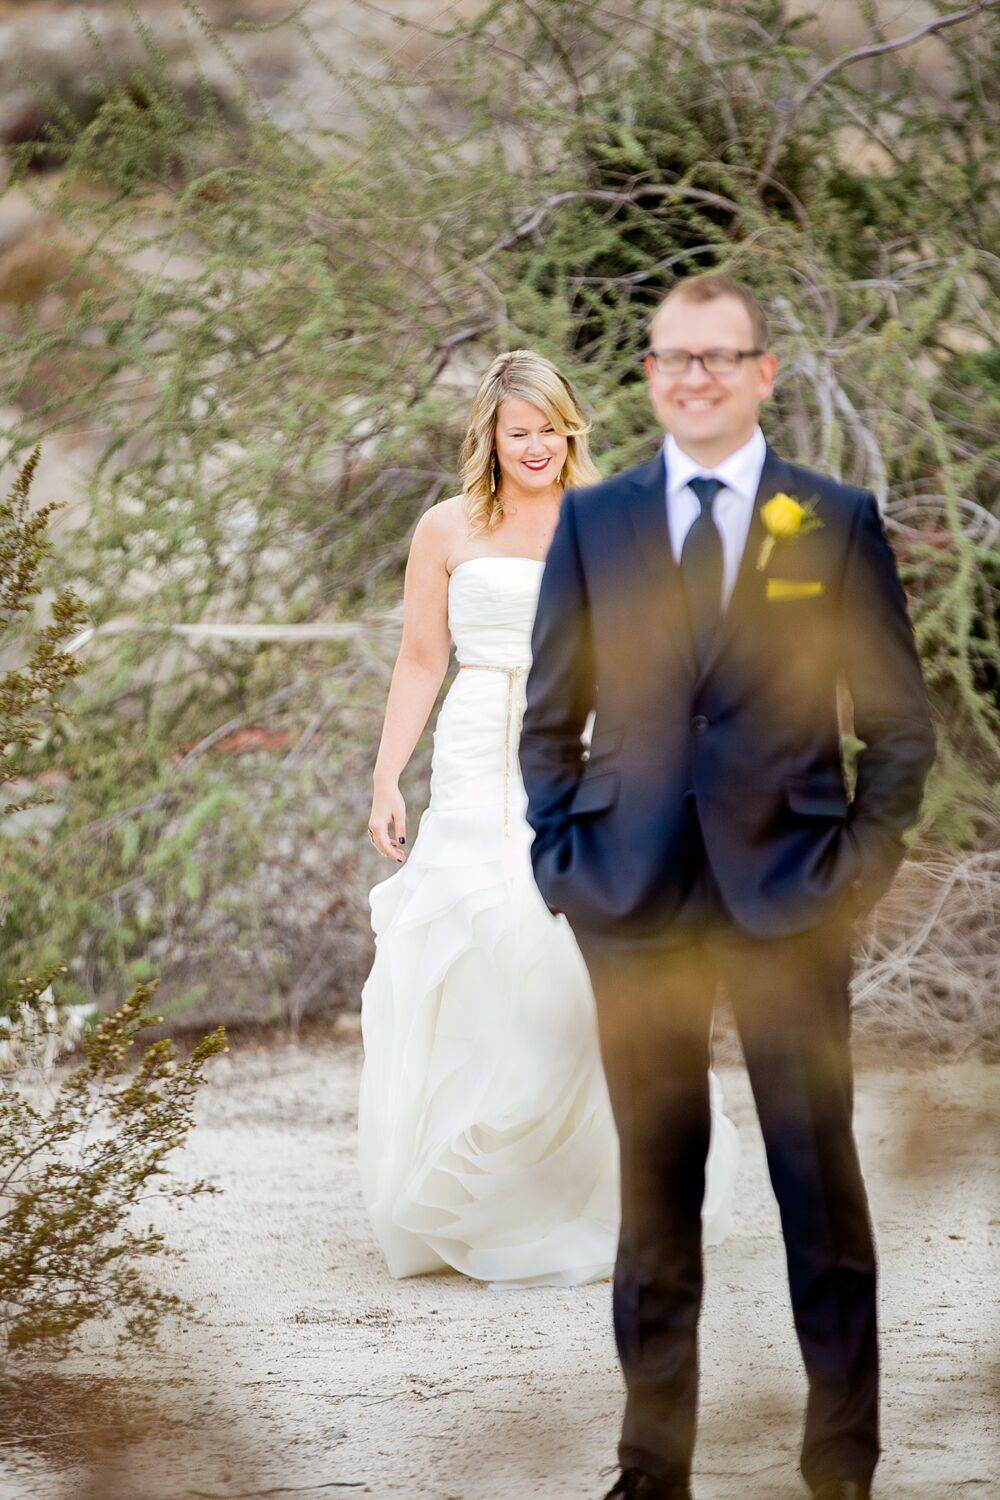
xmin=189 ymin=1484 xmax=365 ymax=1497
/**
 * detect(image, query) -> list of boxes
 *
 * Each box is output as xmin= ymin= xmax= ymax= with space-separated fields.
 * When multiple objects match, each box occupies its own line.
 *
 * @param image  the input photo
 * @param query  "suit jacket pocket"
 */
xmin=785 ymin=776 xmax=849 ymax=818
xmin=569 ymin=770 xmax=619 ymax=816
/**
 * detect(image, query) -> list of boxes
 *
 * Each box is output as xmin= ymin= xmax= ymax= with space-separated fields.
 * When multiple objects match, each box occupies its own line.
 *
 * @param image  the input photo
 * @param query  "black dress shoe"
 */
xmin=600 ymin=1469 xmax=692 ymax=1499
xmin=812 ymin=1483 xmax=871 ymax=1500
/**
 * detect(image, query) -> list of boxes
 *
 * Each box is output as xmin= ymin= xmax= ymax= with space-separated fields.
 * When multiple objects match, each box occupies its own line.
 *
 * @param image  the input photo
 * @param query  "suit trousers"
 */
xmin=576 ymin=912 xmax=879 ymax=1490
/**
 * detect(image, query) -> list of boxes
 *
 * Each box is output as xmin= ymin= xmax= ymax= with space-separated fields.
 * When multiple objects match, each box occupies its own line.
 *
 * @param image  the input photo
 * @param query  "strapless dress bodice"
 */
xmin=447 ymin=556 xmax=544 ymax=667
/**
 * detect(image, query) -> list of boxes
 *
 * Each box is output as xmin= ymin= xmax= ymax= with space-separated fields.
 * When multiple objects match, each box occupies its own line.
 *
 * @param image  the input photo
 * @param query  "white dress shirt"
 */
xmin=663 ymin=425 xmax=767 ymax=609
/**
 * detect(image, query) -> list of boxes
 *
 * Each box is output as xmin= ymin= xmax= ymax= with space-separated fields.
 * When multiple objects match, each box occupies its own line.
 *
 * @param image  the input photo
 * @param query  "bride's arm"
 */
xmin=368 ymin=508 xmax=453 ymax=862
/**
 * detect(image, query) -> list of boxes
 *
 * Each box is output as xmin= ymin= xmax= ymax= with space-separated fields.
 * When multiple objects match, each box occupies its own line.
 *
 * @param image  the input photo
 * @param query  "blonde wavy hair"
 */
xmin=460 ymin=350 xmax=601 ymax=535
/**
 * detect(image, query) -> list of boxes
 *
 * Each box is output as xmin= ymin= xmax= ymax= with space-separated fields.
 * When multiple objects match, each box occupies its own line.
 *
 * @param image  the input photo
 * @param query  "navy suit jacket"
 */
xmin=519 ymin=446 xmax=935 ymax=938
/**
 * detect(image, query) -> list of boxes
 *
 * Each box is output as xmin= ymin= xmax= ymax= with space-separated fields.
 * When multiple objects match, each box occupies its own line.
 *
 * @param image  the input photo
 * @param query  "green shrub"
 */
xmin=0 ymin=979 xmax=226 ymax=1360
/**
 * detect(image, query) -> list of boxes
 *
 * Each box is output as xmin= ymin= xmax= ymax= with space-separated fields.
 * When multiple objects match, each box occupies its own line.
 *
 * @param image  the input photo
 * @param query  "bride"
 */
xmin=358 ymin=350 xmax=739 ymax=1287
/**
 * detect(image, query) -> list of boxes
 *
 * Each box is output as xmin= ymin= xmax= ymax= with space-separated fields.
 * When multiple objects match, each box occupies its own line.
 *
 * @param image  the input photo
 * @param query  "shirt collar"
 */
xmin=663 ymin=425 xmax=766 ymax=503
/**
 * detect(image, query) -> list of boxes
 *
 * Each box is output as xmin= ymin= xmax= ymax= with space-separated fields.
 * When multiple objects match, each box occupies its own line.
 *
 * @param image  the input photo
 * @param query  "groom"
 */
xmin=519 ymin=274 xmax=934 ymax=1500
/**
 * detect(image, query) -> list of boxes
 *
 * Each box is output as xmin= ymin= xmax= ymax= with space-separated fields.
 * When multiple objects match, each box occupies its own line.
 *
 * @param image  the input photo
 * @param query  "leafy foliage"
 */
xmin=0 ymin=0 xmax=997 ymax=1027
xmin=0 ymin=979 xmax=226 ymax=1360
xmin=0 ymin=449 xmax=86 ymax=830
xmin=0 ymin=466 xmax=225 ymax=1363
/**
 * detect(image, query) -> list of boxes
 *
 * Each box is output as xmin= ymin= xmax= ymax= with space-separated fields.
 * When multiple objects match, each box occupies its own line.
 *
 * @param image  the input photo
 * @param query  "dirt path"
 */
xmin=1 ymin=1038 xmax=996 ymax=1500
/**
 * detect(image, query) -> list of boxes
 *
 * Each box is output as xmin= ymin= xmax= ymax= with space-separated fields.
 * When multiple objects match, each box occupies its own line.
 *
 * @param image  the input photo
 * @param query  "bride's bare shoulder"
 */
xmin=432 ymin=494 xmax=468 ymax=525
xmin=414 ymin=494 xmax=465 ymax=528
xmin=412 ymin=495 xmax=468 ymax=549
xmin=409 ymin=495 xmax=468 ymax=573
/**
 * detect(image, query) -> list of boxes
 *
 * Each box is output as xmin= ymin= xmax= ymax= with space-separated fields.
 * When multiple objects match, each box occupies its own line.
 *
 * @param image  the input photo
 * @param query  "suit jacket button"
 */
xmin=692 ymin=714 xmax=709 ymax=734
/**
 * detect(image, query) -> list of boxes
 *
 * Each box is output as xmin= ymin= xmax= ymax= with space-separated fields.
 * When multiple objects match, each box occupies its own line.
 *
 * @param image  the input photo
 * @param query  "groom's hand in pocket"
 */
xmin=368 ymin=783 xmax=407 ymax=863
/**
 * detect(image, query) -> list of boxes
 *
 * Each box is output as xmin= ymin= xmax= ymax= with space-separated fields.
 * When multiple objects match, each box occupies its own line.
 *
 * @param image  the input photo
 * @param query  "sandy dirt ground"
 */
xmin=0 ymin=1035 xmax=996 ymax=1500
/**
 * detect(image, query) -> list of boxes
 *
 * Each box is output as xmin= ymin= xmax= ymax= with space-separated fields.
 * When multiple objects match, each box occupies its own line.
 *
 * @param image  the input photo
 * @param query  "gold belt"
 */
xmin=458 ymin=662 xmax=529 ymax=836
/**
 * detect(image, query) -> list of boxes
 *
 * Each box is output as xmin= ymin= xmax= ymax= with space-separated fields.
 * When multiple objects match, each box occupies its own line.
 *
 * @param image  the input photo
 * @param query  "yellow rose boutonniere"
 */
xmin=757 ymin=493 xmax=823 ymax=570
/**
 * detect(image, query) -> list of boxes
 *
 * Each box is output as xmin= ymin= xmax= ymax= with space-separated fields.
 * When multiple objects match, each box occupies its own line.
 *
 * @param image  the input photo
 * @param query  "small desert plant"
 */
xmin=0 ymin=446 xmax=86 ymax=859
xmin=0 ymin=976 xmax=226 ymax=1361
xmin=0 ymin=452 xmax=226 ymax=1362
xmin=0 ymin=443 xmax=87 ymax=1021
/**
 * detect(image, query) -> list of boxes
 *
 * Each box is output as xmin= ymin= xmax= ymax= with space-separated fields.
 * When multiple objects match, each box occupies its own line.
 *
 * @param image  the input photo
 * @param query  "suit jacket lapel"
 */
xmin=623 ymin=450 xmax=697 ymax=678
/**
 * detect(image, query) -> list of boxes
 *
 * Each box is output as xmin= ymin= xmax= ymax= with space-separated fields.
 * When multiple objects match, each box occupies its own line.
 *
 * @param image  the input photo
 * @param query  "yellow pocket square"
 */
xmin=766 ymin=579 xmax=824 ymax=601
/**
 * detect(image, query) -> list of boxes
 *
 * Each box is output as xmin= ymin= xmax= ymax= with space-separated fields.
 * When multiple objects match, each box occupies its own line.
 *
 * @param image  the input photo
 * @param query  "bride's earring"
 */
xmin=489 ymin=455 xmax=499 ymax=494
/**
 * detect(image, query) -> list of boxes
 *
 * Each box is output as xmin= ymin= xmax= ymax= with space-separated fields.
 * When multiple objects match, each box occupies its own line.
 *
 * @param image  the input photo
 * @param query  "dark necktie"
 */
xmin=680 ymin=475 xmax=723 ymax=665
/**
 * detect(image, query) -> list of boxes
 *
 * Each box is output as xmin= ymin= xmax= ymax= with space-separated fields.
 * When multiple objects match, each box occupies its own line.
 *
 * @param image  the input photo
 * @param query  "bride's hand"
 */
xmin=368 ymin=784 xmax=406 ymax=862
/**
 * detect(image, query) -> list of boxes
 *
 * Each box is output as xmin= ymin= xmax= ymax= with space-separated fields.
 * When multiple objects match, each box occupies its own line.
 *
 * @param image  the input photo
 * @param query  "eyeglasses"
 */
xmin=646 ymin=348 xmax=765 ymax=377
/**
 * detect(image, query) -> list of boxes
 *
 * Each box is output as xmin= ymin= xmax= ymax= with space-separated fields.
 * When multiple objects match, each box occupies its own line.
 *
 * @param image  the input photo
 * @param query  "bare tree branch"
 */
xmin=758 ymin=0 xmax=1000 ymax=187
xmin=476 ymin=183 xmax=747 ymax=262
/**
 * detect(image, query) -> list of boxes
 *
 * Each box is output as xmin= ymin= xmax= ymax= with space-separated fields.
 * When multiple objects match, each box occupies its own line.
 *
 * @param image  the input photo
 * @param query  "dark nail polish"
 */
xmin=399 ymin=837 xmax=406 ymax=845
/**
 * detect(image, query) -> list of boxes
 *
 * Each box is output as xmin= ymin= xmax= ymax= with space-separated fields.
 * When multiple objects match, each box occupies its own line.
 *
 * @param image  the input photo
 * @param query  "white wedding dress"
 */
xmin=358 ymin=556 xmax=739 ymax=1287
